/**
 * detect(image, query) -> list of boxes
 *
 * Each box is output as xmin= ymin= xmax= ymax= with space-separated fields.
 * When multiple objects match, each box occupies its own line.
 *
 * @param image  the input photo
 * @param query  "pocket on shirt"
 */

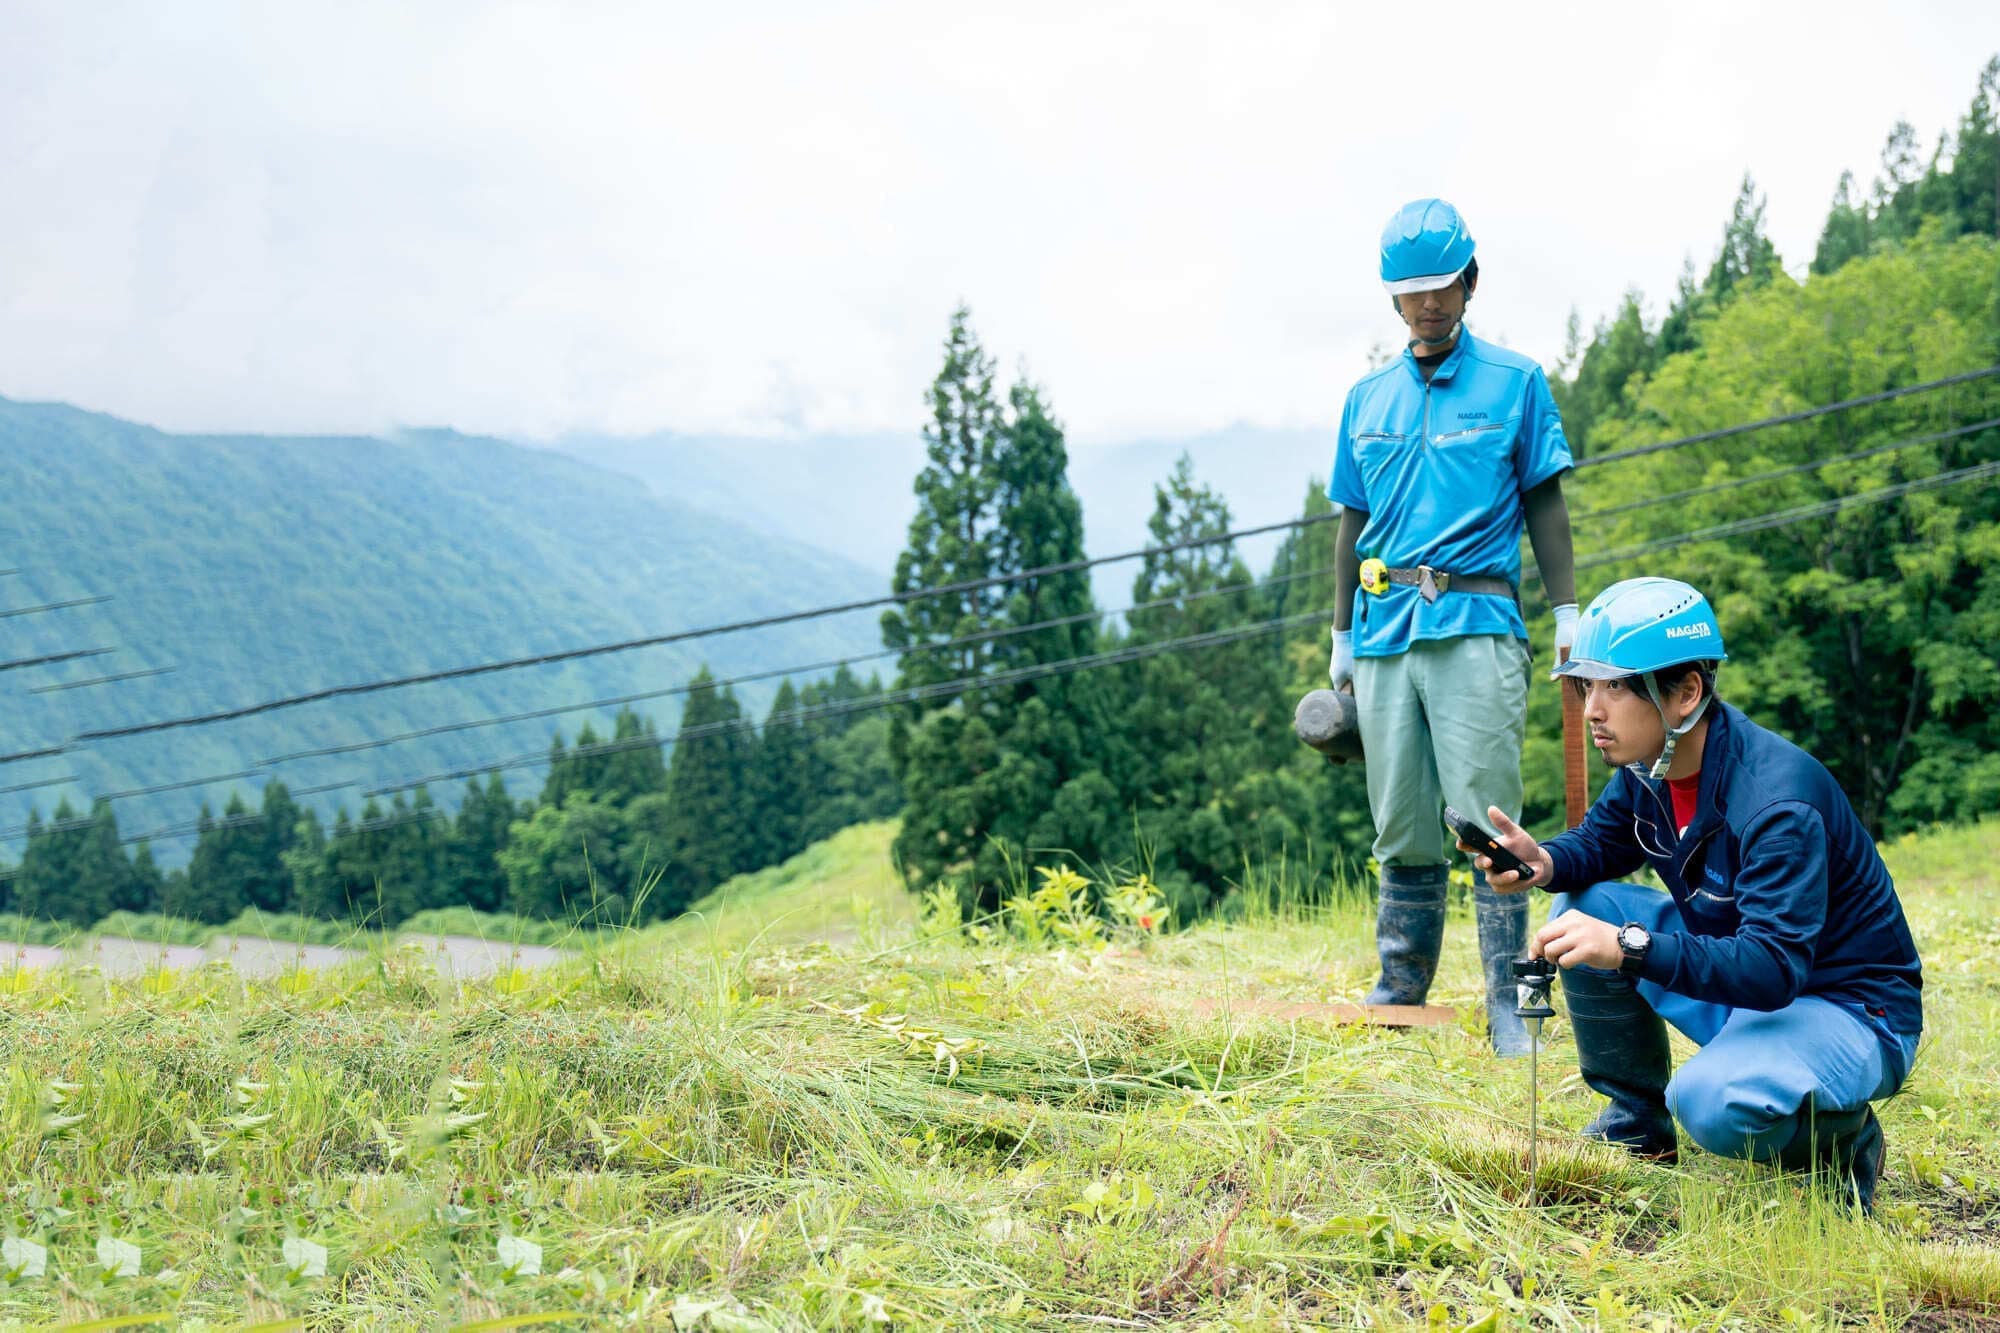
xmin=1354 ymin=431 xmax=1416 ymax=492
xmin=1434 ymin=418 xmax=1518 ymax=478
xmin=1683 ymin=886 xmax=1742 ymax=934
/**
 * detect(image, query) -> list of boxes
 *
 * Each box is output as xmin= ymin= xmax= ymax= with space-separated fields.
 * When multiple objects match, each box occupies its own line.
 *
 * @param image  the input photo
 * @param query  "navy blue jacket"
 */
xmin=1545 ymin=700 xmax=1922 ymax=1038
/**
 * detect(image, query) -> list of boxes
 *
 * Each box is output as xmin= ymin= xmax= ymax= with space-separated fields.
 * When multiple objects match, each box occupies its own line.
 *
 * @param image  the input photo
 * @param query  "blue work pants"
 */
xmin=1552 ymin=881 xmax=1919 ymax=1160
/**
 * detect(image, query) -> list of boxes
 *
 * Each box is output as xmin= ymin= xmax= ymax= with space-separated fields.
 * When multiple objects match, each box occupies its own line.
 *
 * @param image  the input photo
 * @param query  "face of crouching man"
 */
xmin=1579 ymin=665 xmax=1712 ymax=781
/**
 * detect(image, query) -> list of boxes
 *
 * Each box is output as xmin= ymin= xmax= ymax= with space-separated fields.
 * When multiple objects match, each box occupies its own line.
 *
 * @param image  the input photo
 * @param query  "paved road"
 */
xmin=2 ymin=934 xmax=573 ymax=980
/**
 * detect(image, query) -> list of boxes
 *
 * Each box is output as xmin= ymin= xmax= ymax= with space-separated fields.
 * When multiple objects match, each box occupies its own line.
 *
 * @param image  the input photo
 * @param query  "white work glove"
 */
xmin=1553 ymin=602 xmax=1579 ymax=659
xmin=1329 ymin=627 xmax=1354 ymax=691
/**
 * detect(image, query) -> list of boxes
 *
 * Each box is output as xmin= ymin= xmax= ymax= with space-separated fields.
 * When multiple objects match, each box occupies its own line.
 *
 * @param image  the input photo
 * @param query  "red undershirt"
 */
xmin=1668 ymin=773 xmax=1702 ymax=834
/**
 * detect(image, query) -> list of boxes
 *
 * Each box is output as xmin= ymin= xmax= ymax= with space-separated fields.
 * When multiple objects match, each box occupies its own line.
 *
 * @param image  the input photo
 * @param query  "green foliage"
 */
xmin=1541 ymin=56 xmax=2000 ymax=837
xmin=892 ymin=313 xmax=1107 ymax=904
xmin=498 ymin=792 xmax=629 ymax=923
xmin=880 ymin=304 xmax=1006 ymax=697
xmin=448 ymin=774 xmax=515 ymax=914
xmin=652 ymin=669 xmax=759 ymax=907
xmin=1557 ymin=230 xmax=2000 ymax=834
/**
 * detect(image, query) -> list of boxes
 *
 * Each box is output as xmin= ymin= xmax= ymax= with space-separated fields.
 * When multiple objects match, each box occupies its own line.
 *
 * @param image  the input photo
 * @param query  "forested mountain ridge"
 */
xmin=0 ymin=397 xmax=884 ymax=859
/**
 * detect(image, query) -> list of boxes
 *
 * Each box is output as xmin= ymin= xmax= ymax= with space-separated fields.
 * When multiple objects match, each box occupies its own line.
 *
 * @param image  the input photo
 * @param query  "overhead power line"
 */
xmin=24 ymin=368 xmax=2000 ymax=754
xmin=0 ymin=772 xmax=75 ymax=797
xmin=0 ymin=777 xmax=358 ymax=845
xmin=1572 ymin=417 xmax=2000 ymax=524
xmin=365 ymin=606 xmax=1333 ymax=798
xmin=0 ymin=604 xmax=1316 ymax=841
xmin=256 ymin=563 xmax=1332 ymax=769
xmin=351 ymin=449 xmax=2000 ymax=811
xmin=7 ymin=442 xmax=1995 ymax=850
xmin=0 ymin=648 xmax=116 ymax=674
xmin=28 ymin=666 xmax=176 ymax=695
xmin=1571 ymin=364 xmax=2000 ymax=471
xmin=0 ymin=743 xmax=70 ymax=766
xmin=0 ymin=802 xmax=439 ymax=869
xmin=0 ymin=594 xmax=113 ymax=620
xmin=1577 ymin=457 xmax=2000 ymax=568
xmin=68 ymin=514 xmax=1335 ymax=746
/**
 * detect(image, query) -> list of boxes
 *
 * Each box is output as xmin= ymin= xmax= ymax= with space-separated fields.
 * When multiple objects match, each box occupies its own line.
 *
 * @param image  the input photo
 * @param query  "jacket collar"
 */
xmin=1402 ymin=326 xmax=1475 ymax=386
xmin=1632 ymin=698 xmax=1740 ymax=844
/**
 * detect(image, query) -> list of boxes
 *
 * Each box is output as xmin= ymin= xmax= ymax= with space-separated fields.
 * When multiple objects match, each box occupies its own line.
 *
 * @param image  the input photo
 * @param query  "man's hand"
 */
xmin=1532 ymin=909 xmax=1623 ymax=970
xmin=1553 ymin=602 xmax=1579 ymax=658
xmin=1329 ymin=627 xmax=1354 ymax=693
xmin=1454 ymin=805 xmax=1553 ymax=894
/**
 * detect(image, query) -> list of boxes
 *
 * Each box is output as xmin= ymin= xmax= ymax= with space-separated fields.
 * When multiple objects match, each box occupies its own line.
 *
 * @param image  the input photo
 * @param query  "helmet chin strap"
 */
xmin=1633 ymin=674 xmax=1712 ymax=781
xmin=1406 ymin=320 xmax=1462 ymax=351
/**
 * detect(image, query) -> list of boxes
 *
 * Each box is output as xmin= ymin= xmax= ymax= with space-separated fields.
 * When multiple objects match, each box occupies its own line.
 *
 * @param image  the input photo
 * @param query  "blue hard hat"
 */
xmin=1380 ymin=198 xmax=1477 ymax=294
xmin=1552 ymin=578 xmax=1728 ymax=681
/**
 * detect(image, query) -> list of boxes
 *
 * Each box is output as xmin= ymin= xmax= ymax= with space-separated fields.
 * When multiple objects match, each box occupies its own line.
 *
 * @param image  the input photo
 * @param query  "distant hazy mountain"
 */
xmin=547 ymin=422 xmax=1336 ymax=609
xmin=0 ymin=399 xmax=886 ymax=862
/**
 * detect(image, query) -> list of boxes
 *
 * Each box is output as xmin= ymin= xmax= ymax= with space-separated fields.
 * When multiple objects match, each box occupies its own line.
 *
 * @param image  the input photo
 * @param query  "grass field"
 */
xmin=1 ymin=817 xmax=1996 ymax=1329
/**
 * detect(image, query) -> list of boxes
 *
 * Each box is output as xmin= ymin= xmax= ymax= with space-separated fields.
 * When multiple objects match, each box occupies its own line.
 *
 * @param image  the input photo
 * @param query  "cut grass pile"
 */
xmin=0 ymin=818 xmax=1995 ymax=1329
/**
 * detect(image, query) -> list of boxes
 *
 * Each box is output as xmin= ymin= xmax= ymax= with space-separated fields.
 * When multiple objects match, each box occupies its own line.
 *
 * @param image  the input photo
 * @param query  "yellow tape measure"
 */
xmin=1359 ymin=557 xmax=1390 ymax=595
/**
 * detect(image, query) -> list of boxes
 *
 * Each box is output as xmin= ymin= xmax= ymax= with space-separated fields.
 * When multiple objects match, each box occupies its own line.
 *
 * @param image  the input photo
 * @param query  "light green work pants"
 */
xmin=1354 ymin=634 xmax=1531 ymax=866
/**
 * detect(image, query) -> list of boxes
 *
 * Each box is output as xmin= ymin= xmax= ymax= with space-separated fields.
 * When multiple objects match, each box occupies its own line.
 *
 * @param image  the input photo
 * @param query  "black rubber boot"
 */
xmin=1562 ymin=964 xmax=1678 ymax=1162
xmin=1364 ymin=864 xmax=1447 ymax=1006
xmin=1476 ymin=883 xmax=1532 ymax=1057
xmin=1777 ymin=1101 xmax=1885 ymax=1214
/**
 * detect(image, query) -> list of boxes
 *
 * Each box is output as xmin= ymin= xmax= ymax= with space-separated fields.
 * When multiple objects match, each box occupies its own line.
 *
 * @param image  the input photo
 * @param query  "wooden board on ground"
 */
xmin=1181 ymin=998 xmax=1457 ymax=1027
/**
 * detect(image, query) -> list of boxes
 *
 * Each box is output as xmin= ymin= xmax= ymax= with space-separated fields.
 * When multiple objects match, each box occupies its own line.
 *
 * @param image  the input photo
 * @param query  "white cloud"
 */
xmin=2 ymin=0 xmax=1995 ymax=443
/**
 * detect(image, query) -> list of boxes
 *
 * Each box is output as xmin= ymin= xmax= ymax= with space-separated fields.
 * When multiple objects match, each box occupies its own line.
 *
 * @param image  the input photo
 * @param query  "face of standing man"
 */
xmin=1394 ymin=271 xmax=1476 ymax=355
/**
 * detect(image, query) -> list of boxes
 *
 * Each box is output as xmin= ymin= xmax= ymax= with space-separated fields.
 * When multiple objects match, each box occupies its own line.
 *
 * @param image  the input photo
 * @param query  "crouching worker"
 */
xmin=1466 ymin=577 xmax=1922 ymax=1212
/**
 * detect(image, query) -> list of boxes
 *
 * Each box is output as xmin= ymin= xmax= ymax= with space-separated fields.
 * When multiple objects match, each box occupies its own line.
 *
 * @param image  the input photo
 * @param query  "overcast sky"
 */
xmin=3 ymin=1 xmax=1996 ymax=445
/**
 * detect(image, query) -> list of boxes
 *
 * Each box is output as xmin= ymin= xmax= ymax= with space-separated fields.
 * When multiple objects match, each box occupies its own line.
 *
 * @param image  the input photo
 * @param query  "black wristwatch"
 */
xmin=1616 ymin=923 xmax=1651 ymax=977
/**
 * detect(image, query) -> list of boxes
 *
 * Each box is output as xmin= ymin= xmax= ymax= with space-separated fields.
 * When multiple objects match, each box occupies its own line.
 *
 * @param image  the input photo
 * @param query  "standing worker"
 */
xmin=1327 ymin=197 xmax=1579 ymax=1056
xmin=1465 ymin=578 xmax=1922 ymax=1211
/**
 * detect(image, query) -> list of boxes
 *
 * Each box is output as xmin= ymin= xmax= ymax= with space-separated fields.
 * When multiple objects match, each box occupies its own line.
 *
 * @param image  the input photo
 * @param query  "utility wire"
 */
xmin=1572 ymin=416 xmax=2000 ymax=524
xmin=0 ymin=773 xmax=75 ymax=797
xmin=28 ymin=666 xmax=176 ymax=695
xmin=17 ymin=442 xmax=1999 ymax=822
xmin=0 ymin=777 xmax=357 ymax=844
xmin=10 ymin=371 xmax=1997 ymax=816
xmin=9 ymin=443 xmax=1995 ymax=851
xmin=0 ymin=594 xmax=112 ymax=620
xmin=0 ymin=648 xmax=115 ymax=674
xmin=14 ymin=605 xmax=1320 ymax=841
xmin=256 ymin=563 xmax=1331 ymax=768
xmin=1571 ymin=364 xmax=2000 ymax=470
xmin=68 ymin=514 xmax=1335 ymax=746
xmin=366 ymin=606 xmax=1333 ymax=798
xmin=24 ymin=367 xmax=1999 ymax=752
xmin=1576 ymin=457 xmax=2000 ymax=568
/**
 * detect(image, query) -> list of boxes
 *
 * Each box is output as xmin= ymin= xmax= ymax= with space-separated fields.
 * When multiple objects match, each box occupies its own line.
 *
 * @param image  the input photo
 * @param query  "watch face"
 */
xmin=1621 ymin=925 xmax=1650 ymax=951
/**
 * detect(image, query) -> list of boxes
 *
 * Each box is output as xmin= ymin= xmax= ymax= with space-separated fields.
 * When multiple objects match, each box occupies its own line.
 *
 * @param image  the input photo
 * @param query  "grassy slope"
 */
xmin=0 ymin=398 xmax=883 ymax=856
xmin=0 ymin=820 xmax=1994 ymax=1329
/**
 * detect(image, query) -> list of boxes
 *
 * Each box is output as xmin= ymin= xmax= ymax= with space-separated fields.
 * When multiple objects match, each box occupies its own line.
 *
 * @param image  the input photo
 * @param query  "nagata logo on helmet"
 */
xmin=1664 ymin=623 xmax=1713 ymax=640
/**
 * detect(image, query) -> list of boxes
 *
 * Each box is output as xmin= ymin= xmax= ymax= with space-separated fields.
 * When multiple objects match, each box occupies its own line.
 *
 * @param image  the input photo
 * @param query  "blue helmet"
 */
xmin=1554 ymin=578 xmax=1727 ymax=780
xmin=1551 ymin=578 xmax=1728 ymax=682
xmin=1380 ymin=198 xmax=1477 ymax=295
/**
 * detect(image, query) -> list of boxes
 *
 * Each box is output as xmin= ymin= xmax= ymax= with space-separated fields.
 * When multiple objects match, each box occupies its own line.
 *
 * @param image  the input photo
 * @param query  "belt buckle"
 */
xmin=1418 ymin=565 xmax=1444 ymax=603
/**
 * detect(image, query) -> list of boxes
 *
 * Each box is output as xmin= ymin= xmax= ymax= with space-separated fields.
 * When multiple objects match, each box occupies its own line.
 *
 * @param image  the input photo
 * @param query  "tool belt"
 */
xmin=1359 ymin=559 xmax=1515 ymax=604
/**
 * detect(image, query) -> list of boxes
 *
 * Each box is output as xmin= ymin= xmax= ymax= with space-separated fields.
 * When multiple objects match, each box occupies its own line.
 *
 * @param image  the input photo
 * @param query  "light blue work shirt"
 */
xmin=1328 ymin=329 xmax=1572 ymax=658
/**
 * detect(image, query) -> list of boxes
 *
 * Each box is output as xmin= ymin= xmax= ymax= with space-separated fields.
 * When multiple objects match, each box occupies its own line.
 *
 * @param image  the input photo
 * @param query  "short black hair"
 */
xmin=1563 ymin=659 xmax=1719 ymax=703
xmin=1653 ymin=660 xmax=1719 ymax=703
